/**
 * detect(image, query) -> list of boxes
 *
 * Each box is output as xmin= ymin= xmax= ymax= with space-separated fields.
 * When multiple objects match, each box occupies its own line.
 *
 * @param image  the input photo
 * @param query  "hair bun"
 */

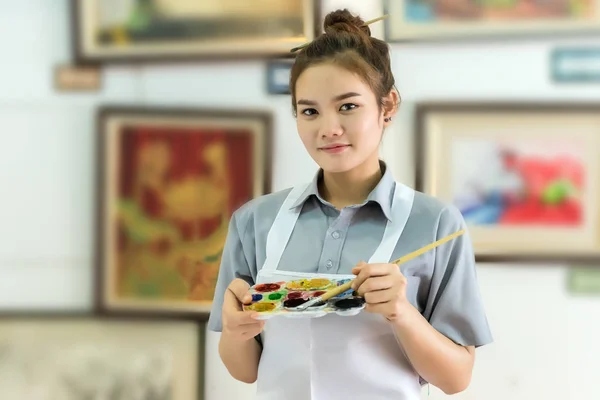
xmin=323 ymin=9 xmax=371 ymax=37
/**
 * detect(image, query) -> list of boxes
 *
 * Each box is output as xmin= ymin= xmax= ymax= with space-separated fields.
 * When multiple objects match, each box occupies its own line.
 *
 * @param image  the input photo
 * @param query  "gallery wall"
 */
xmin=1 ymin=1 xmax=599 ymax=399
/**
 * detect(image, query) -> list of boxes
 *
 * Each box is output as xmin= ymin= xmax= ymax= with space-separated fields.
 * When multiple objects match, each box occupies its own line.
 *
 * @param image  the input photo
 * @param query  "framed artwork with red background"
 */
xmin=95 ymin=106 xmax=272 ymax=319
xmin=415 ymin=102 xmax=600 ymax=263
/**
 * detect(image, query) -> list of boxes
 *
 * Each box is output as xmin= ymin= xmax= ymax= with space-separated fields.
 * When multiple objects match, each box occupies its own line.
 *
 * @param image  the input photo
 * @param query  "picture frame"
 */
xmin=0 ymin=313 xmax=205 ymax=400
xmin=70 ymin=0 xmax=321 ymax=64
xmin=384 ymin=0 xmax=600 ymax=42
xmin=551 ymin=47 xmax=600 ymax=83
xmin=266 ymin=60 xmax=293 ymax=95
xmin=95 ymin=106 xmax=272 ymax=318
xmin=415 ymin=102 xmax=600 ymax=263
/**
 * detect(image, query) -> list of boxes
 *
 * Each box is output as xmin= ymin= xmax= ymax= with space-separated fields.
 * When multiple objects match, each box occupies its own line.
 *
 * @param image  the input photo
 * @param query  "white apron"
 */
xmin=255 ymin=182 xmax=420 ymax=400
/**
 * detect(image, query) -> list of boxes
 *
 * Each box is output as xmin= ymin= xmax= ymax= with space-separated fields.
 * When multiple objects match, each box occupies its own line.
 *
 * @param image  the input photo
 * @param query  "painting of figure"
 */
xmin=97 ymin=107 xmax=271 ymax=317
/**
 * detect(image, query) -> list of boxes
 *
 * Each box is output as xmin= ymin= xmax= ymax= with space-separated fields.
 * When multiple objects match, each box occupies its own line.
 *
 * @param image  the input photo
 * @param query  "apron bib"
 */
xmin=255 ymin=182 xmax=420 ymax=400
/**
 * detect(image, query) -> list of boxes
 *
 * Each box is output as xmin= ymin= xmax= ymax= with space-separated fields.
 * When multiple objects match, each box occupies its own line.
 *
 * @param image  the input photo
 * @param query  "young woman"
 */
xmin=208 ymin=9 xmax=492 ymax=400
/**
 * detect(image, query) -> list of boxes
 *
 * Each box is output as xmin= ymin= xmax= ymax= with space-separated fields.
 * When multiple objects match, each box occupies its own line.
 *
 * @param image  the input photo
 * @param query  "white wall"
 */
xmin=1 ymin=1 xmax=599 ymax=399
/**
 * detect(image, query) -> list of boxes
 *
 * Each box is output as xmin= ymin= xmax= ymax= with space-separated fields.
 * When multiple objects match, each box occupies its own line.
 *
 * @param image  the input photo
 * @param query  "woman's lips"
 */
xmin=319 ymin=144 xmax=350 ymax=154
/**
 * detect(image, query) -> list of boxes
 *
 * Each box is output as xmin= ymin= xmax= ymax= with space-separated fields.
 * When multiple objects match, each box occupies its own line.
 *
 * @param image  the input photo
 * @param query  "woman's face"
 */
xmin=294 ymin=63 xmax=391 ymax=174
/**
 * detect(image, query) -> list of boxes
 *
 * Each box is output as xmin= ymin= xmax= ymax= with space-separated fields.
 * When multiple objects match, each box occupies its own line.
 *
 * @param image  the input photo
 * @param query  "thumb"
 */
xmin=241 ymin=292 xmax=253 ymax=305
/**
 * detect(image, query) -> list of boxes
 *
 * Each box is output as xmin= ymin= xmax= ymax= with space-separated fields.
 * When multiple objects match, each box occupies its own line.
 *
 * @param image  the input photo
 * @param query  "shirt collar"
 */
xmin=289 ymin=160 xmax=395 ymax=221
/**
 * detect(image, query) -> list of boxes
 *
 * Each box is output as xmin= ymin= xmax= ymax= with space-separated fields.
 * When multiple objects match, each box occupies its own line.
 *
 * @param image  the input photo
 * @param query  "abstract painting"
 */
xmin=0 ymin=316 xmax=202 ymax=400
xmin=71 ymin=0 xmax=319 ymax=63
xmin=451 ymin=138 xmax=584 ymax=227
xmin=384 ymin=0 xmax=600 ymax=42
xmin=96 ymin=107 xmax=271 ymax=318
xmin=415 ymin=103 xmax=600 ymax=262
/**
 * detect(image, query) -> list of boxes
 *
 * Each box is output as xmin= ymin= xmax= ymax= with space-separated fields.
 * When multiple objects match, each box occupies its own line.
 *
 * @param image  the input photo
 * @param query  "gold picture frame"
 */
xmin=71 ymin=0 xmax=320 ymax=63
xmin=415 ymin=102 xmax=600 ymax=262
xmin=95 ymin=106 xmax=272 ymax=318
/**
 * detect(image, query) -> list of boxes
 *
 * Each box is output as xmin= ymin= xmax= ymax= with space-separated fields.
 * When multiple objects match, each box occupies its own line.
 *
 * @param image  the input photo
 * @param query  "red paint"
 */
xmin=254 ymin=283 xmax=281 ymax=293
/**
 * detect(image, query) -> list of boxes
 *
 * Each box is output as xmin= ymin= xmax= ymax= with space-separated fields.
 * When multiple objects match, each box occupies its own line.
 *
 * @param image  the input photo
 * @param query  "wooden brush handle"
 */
xmin=320 ymin=281 xmax=354 ymax=301
xmin=391 ymin=229 xmax=465 ymax=265
xmin=317 ymin=230 xmax=465 ymax=303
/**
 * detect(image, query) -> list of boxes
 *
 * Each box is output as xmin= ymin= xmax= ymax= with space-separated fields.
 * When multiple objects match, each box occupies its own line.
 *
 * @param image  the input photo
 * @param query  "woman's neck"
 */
xmin=319 ymin=158 xmax=383 ymax=209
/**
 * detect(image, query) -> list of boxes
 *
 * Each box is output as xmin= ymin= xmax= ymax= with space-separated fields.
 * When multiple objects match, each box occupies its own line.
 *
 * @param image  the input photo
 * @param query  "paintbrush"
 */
xmin=290 ymin=229 xmax=466 ymax=312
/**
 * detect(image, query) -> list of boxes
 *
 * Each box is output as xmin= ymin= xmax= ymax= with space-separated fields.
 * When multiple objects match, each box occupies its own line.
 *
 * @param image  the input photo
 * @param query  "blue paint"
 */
xmin=252 ymin=294 xmax=263 ymax=302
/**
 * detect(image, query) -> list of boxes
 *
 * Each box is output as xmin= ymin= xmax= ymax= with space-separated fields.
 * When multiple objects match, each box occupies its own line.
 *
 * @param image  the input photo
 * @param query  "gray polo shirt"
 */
xmin=208 ymin=162 xmax=493 ymax=348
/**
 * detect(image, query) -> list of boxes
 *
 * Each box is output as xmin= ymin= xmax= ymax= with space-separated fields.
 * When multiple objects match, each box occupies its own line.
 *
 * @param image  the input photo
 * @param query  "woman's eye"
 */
xmin=301 ymin=108 xmax=317 ymax=116
xmin=340 ymin=103 xmax=358 ymax=111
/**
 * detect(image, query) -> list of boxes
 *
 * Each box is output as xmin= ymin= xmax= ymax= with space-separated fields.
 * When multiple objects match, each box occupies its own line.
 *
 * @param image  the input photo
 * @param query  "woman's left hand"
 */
xmin=351 ymin=262 xmax=412 ymax=321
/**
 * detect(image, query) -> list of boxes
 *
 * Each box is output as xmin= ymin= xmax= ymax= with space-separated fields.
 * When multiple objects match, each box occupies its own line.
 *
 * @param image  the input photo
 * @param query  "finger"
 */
xmin=364 ymin=288 xmax=395 ymax=304
xmin=228 ymin=278 xmax=251 ymax=301
xmin=351 ymin=260 xmax=368 ymax=275
xmin=363 ymin=263 xmax=398 ymax=277
xmin=241 ymin=292 xmax=253 ymax=305
xmin=351 ymin=263 xmax=391 ymax=291
xmin=356 ymin=276 xmax=394 ymax=296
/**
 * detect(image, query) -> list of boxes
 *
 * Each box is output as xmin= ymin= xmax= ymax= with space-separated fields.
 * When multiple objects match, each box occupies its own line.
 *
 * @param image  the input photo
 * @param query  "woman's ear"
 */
xmin=382 ymin=90 xmax=400 ymax=124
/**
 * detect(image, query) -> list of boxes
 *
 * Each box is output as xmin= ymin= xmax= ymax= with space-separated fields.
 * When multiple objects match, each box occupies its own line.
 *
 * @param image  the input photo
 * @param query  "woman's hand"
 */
xmin=222 ymin=278 xmax=265 ymax=341
xmin=351 ymin=262 xmax=412 ymax=321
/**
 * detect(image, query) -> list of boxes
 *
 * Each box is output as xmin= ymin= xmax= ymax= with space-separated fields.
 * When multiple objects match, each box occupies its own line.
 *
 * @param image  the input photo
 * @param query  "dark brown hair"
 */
xmin=289 ymin=9 xmax=398 ymax=117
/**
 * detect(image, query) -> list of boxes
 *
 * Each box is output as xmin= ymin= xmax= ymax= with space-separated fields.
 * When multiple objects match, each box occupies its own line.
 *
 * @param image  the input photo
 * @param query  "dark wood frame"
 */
xmin=94 ymin=105 xmax=273 ymax=319
xmin=70 ymin=0 xmax=322 ymax=65
xmin=415 ymin=102 xmax=600 ymax=264
xmin=0 ymin=312 xmax=206 ymax=400
xmin=383 ymin=0 xmax=600 ymax=44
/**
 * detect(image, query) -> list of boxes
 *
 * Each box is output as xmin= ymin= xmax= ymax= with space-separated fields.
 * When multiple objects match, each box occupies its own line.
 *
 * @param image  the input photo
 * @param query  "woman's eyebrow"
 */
xmin=297 ymin=92 xmax=361 ymax=106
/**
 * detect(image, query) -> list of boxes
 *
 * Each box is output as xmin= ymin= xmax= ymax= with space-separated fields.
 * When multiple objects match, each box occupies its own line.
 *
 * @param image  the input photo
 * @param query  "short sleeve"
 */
xmin=426 ymin=204 xmax=493 ymax=348
xmin=207 ymin=210 xmax=255 ymax=332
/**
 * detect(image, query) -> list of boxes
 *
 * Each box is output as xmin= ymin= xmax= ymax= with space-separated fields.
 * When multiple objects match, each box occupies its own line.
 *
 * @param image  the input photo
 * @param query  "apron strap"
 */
xmin=262 ymin=185 xmax=308 ymax=272
xmin=368 ymin=182 xmax=415 ymax=264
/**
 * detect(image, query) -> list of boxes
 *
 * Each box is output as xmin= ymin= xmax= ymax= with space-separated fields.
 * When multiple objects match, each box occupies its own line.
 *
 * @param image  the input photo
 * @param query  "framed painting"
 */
xmin=384 ymin=0 xmax=600 ymax=42
xmin=0 ymin=313 xmax=204 ymax=400
xmin=415 ymin=103 xmax=600 ymax=262
xmin=70 ymin=0 xmax=320 ymax=64
xmin=95 ymin=106 xmax=272 ymax=318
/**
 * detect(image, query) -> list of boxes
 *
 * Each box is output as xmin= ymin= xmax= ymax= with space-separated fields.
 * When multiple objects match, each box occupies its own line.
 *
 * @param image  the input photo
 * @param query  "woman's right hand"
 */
xmin=222 ymin=278 xmax=265 ymax=341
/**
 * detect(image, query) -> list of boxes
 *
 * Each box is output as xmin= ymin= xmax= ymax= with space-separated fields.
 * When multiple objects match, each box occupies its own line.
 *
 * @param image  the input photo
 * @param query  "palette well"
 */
xmin=243 ymin=278 xmax=365 ymax=319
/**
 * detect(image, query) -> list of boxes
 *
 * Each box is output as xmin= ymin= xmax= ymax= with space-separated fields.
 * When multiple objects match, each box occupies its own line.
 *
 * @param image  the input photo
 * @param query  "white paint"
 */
xmin=1 ymin=0 xmax=599 ymax=399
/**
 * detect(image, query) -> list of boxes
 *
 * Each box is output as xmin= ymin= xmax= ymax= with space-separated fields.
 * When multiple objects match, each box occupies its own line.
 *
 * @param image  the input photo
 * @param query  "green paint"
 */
xmin=568 ymin=267 xmax=600 ymax=295
xmin=268 ymin=292 xmax=283 ymax=301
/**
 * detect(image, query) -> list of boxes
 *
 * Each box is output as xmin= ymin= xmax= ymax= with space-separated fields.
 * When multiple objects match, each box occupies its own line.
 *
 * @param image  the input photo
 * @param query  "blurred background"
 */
xmin=1 ymin=0 xmax=600 ymax=399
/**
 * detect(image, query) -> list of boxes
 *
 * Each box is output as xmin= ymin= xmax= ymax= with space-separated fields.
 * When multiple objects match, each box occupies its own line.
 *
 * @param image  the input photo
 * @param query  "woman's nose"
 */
xmin=319 ymin=115 xmax=343 ymax=138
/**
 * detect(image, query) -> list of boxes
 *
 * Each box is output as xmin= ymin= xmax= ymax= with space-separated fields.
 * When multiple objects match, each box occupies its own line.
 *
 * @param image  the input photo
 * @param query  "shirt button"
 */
xmin=326 ymin=260 xmax=333 ymax=268
xmin=331 ymin=231 xmax=340 ymax=239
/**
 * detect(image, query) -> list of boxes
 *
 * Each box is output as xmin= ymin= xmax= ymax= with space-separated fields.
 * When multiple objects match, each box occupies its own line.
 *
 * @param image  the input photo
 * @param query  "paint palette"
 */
xmin=243 ymin=278 xmax=365 ymax=319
